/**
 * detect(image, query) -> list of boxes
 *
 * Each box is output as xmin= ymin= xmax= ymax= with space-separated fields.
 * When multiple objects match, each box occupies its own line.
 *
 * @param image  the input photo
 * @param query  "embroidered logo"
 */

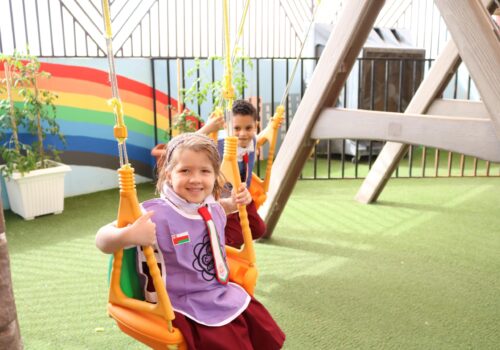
xmin=171 ymin=232 xmax=190 ymax=246
xmin=193 ymin=234 xmax=216 ymax=281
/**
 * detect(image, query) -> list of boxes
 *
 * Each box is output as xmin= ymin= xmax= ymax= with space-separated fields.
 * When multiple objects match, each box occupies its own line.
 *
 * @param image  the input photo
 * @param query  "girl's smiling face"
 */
xmin=167 ymin=149 xmax=216 ymax=203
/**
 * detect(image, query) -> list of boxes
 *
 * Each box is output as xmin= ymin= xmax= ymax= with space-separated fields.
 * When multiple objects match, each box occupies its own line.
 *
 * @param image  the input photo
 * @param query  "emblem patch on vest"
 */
xmin=171 ymin=231 xmax=190 ymax=246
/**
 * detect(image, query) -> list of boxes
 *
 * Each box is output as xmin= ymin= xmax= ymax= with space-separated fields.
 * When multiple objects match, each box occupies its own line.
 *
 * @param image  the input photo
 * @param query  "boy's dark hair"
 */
xmin=232 ymin=100 xmax=258 ymax=122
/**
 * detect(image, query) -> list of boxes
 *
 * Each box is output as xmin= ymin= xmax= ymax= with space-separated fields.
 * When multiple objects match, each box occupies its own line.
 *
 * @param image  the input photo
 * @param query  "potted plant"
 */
xmin=0 ymin=52 xmax=70 ymax=220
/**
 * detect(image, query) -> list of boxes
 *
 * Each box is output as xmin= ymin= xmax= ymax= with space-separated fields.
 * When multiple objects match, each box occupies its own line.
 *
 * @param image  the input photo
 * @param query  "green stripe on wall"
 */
xmin=10 ymin=102 xmax=170 ymax=143
xmin=56 ymin=105 xmax=155 ymax=137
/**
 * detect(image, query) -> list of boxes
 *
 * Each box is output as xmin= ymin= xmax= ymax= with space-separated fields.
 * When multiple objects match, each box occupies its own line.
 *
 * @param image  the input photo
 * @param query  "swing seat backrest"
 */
xmin=226 ymin=246 xmax=258 ymax=296
xmin=249 ymin=173 xmax=267 ymax=210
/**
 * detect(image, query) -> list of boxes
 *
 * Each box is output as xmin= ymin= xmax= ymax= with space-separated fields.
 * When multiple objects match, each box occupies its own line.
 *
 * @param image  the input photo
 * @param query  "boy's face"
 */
xmin=232 ymin=114 xmax=256 ymax=148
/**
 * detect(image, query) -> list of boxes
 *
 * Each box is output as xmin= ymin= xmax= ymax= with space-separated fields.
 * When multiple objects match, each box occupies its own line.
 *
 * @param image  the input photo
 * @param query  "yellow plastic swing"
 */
xmin=101 ymin=0 xmax=257 ymax=348
xmin=100 ymin=1 xmax=186 ymax=348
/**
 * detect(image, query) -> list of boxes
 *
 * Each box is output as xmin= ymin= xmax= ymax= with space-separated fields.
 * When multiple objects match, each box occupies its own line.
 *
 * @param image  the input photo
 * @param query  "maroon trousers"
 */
xmin=224 ymin=201 xmax=266 ymax=249
xmin=173 ymin=297 xmax=285 ymax=350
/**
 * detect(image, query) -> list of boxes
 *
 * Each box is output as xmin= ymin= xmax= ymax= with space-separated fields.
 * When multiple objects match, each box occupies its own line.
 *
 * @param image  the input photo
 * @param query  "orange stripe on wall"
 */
xmin=39 ymin=76 xmax=153 ymax=112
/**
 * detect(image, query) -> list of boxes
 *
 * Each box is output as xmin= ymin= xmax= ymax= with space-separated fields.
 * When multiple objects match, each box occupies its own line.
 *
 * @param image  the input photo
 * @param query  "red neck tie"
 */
xmin=198 ymin=206 xmax=229 ymax=284
xmin=242 ymin=152 xmax=249 ymax=183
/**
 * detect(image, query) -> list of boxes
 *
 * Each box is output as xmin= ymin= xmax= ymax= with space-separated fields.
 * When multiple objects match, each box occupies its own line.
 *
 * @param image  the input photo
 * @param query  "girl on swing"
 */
xmin=95 ymin=133 xmax=285 ymax=350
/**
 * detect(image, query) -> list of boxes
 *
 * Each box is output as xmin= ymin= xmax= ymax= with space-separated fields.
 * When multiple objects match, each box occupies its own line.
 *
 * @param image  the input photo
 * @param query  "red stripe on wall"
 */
xmin=0 ymin=61 xmax=176 ymax=108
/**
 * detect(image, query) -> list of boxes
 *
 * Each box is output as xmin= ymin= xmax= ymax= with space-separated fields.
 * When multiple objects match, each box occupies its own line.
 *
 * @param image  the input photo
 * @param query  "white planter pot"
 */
xmin=3 ymin=161 xmax=71 ymax=220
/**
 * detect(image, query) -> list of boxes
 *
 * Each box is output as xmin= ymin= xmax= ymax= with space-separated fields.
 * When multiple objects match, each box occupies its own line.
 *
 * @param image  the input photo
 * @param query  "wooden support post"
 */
xmin=260 ymin=0 xmax=386 ymax=236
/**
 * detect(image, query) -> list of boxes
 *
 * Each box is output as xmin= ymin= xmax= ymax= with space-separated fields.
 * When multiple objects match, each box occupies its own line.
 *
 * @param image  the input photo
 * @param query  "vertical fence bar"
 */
xmin=408 ymin=145 xmax=413 ymax=177
xmin=181 ymin=58 xmax=185 ymax=110
xmin=141 ymin=22 xmax=144 ymax=56
xmin=327 ymin=139 xmax=332 ymax=179
xmin=467 ymin=75 xmax=472 ymax=100
xmin=341 ymin=139 xmax=346 ymax=179
xmin=9 ymin=0 xmax=17 ymax=51
xmin=211 ymin=58 xmax=216 ymax=104
xmin=299 ymin=59 xmax=304 ymax=179
xmin=409 ymin=59 xmax=418 ymax=178
xmin=85 ymin=34 xmax=90 ymax=57
xmin=421 ymin=146 xmax=427 ymax=177
xmin=241 ymin=59 xmax=245 ymax=99
xmin=285 ymin=58 xmax=289 ymax=128
xmin=271 ymin=58 xmax=275 ymax=115
xmin=384 ymin=60 xmax=389 ymax=111
xmin=368 ymin=59 xmax=375 ymax=169
xmin=37 ymin=1 xmax=43 ymax=54
xmin=396 ymin=59 xmax=404 ymax=178
xmin=354 ymin=140 xmax=359 ymax=178
xmin=256 ymin=59 xmax=261 ymax=177
xmin=22 ymin=0 xmax=29 ymax=51
xmin=434 ymin=149 xmax=440 ymax=177
xmin=473 ymin=157 xmax=478 ymax=176
xmin=271 ymin=58 xmax=275 ymax=176
xmin=167 ymin=59 xmax=172 ymax=140
xmin=174 ymin=0 xmax=178 ymax=56
xmin=197 ymin=62 xmax=201 ymax=116
xmin=447 ymin=151 xmax=452 ymax=177
xmin=151 ymin=59 xmax=158 ymax=145
xmin=71 ymin=18 xmax=76 ymax=55
xmin=313 ymin=142 xmax=318 ymax=179
xmin=459 ymin=154 xmax=465 ymax=177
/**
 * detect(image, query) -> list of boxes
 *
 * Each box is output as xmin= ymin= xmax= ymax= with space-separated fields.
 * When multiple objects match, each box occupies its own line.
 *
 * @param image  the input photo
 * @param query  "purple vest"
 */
xmin=138 ymin=198 xmax=250 ymax=326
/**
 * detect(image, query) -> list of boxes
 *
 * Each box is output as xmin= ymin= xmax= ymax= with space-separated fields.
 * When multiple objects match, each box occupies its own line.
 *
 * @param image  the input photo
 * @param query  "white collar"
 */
xmin=237 ymin=138 xmax=254 ymax=162
xmin=161 ymin=184 xmax=216 ymax=215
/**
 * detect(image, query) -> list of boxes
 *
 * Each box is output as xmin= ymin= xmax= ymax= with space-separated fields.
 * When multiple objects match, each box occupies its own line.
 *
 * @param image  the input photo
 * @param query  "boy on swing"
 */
xmin=199 ymin=100 xmax=266 ymax=249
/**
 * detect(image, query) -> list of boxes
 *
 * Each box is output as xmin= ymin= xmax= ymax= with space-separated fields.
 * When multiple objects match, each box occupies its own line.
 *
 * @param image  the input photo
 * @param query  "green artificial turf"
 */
xmin=4 ymin=177 xmax=500 ymax=349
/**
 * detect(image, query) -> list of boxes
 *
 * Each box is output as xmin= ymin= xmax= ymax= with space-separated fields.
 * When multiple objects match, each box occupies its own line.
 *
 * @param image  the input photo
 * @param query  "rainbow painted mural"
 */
xmin=0 ymin=60 xmax=178 ymax=177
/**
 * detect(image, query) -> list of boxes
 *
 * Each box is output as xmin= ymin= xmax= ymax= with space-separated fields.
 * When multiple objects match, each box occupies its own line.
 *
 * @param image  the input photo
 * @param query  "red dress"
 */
xmin=173 ymin=297 xmax=286 ymax=350
xmin=225 ymin=200 xmax=266 ymax=249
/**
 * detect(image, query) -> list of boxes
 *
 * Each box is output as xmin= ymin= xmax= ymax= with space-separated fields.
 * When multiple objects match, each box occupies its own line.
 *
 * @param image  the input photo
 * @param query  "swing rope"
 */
xmin=221 ymin=0 xmax=235 ymax=112
xmin=207 ymin=0 xmax=251 ymax=142
xmin=256 ymin=0 xmax=321 ymax=194
xmin=101 ymin=0 xmax=180 ymax=339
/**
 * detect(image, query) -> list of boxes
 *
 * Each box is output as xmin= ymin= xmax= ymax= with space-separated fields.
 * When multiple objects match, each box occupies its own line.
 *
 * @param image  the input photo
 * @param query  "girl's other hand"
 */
xmin=232 ymin=183 xmax=252 ymax=206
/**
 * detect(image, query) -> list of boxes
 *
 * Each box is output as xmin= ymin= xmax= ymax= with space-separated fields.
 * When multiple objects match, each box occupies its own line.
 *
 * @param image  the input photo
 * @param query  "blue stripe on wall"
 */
xmin=3 ymin=134 xmax=154 ymax=166
xmin=57 ymin=120 xmax=154 ymax=148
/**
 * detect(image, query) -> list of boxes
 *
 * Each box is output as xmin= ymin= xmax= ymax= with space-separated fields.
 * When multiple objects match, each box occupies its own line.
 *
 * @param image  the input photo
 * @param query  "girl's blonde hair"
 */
xmin=156 ymin=133 xmax=223 ymax=199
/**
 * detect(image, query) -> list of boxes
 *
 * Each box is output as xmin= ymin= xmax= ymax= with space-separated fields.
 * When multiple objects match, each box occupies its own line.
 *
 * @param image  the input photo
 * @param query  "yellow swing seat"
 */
xmin=108 ymin=303 xmax=186 ymax=350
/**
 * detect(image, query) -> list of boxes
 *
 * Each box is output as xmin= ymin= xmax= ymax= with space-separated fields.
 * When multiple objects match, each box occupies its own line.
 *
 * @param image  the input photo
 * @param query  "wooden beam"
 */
xmin=427 ymin=99 xmax=489 ymax=119
xmin=260 ymin=0 xmax=386 ymax=237
xmin=355 ymin=0 xmax=495 ymax=204
xmin=312 ymin=108 xmax=500 ymax=162
xmin=435 ymin=0 xmax=500 ymax=138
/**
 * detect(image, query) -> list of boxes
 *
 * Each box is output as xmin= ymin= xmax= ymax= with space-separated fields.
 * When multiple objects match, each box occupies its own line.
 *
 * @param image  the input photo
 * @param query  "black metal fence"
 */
xmin=151 ymin=56 xmax=498 ymax=179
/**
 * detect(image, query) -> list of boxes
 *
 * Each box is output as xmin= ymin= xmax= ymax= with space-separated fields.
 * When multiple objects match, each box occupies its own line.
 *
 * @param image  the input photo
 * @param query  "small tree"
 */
xmin=169 ymin=56 xmax=252 ymax=136
xmin=0 ymin=52 xmax=65 ymax=178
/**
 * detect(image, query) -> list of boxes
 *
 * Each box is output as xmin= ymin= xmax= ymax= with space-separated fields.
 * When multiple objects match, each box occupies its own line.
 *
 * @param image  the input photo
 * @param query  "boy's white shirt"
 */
xmin=237 ymin=139 xmax=254 ymax=162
